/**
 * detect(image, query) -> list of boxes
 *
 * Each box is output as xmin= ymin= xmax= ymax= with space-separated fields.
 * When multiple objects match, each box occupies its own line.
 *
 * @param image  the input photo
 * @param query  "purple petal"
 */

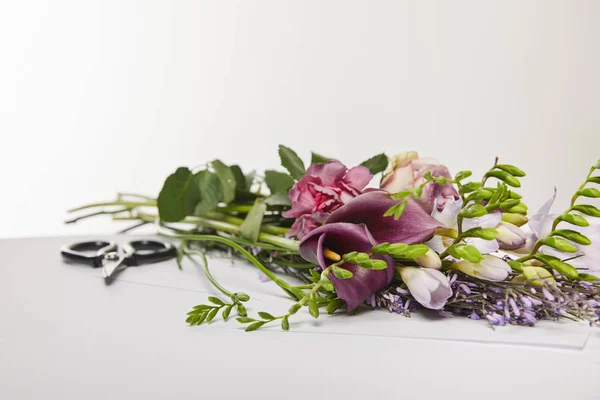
xmin=306 ymin=161 xmax=347 ymax=187
xmin=324 ymin=191 xmax=441 ymax=244
xmin=298 ymin=222 xmax=394 ymax=311
xmin=343 ymin=166 xmax=373 ymax=190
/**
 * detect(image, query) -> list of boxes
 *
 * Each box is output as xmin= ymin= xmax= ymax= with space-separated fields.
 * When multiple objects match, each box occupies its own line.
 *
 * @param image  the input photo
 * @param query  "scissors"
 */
xmin=60 ymin=239 xmax=176 ymax=281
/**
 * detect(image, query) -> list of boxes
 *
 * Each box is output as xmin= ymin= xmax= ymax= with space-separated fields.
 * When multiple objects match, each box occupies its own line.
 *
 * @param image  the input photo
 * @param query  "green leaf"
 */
xmin=230 ymin=165 xmax=258 ymax=202
xmin=558 ymin=213 xmax=590 ymax=227
xmin=393 ymin=200 xmax=408 ymax=219
xmin=459 ymin=182 xmax=483 ymax=194
xmin=206 ymin=308 xmax=219 ymax=322
xmin=234 ymin=292 xmax=250 ymax=302
xmin=447 ymin=244 xmax=484 ymax=263
xmin=459 ymin=204 xmax=488 ymax=219
xmin=461 ymin=227 xmax=498 ymax=240
xmin=211 ymin=160 xmax=236 ymax=203
xmin=157 ymin=167 xmax=201 ymax=222
xmin=484 ymin=170 xmax=521 ymax=187
xmin=390 ymin=190 xmax=413 ymax=200
xmin=236 ymin=317 xmax=255 ymax=324
xmin=281 ymin=315 xmax=290 ymax=330
xmin=278 ymin=145 xmax=306 ymax=180
xmin=578 ymin=188 xmax=600 ymax=198
xmin=264 ymin=170 xmax=295 ymax=195
xmin=311 ymin=152 xmax=334 ymax=164
xmin=360 ymin=153 xmax=388 ymax=175
xmin=507 ymin=261 xmax=524 ymax=272
xmin=539 ymin=237 xmax=578 ymax=253
xmin=571 ymin=204 xmax=600 ymax=218
xmin=586 ymin=176 xmax=600 ymax=184
xmin=237 ymin=303 xmax=247 ymax=317
xmin=308 ymin=299 xmax=319 ymax=318
xmin=230 ymin=165 xmax=247 ymax=191
xmin=383 ymin=201 xmax=407 ymax=219
xmin=258 ymin=312 xmax=276 ymax=321
xmin=208 ymin=296 xmax=224 ymax=306
xmin=264 ymin=193 xmax=292 ymax=206
xmin=495 ymin=164 xmax=526 ymax=177
xmin=552 ymin=229 xmax=591 ymax=246
xmin=222 ymin=305 xmax=232 ymax=320
xmin=192 ymin=304 xmax=212 ymax=311
xmin=455 ymin=170 xmax=472 ymax=181
xmin=326 ymin=299 xmax=346 ymax=314
xmin=194 ymin=170 xmax=223 ymax=215
xmin=331 ymin=265 xmax=353 ymax=279
xmin=245 ymin=321 xmax=266 ymax=332
xmin=240 ymin=200 xmax=267 ymax=242
xmin=595 ymin=159 xmax=600 ymax=169
xmin=535 ymin=255 xmax=579 ymax=279
xmin=413 ymin=184 xmax=424 ymax=198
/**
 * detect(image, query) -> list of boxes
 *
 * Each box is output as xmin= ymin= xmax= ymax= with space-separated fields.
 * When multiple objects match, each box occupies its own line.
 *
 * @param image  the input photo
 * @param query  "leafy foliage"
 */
xmin=360 ymin=153 xmax=388 ymax=175
xmin=278 ymin=145 xmax=306 ymax=180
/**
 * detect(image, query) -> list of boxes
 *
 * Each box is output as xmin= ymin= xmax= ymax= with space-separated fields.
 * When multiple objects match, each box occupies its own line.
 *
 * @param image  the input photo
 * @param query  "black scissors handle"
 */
xmin=122 ymin=240 xmax=176 ymax=266
xmin=60 ymin=241 xmax=118 ymax=268
xmin=61 ymin=239 xmax=176 ymax=268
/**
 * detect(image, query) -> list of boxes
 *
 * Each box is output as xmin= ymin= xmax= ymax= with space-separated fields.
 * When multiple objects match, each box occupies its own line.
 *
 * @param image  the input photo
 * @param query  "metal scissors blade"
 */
xmin=101 ymin=251 xmax=128 ymax=279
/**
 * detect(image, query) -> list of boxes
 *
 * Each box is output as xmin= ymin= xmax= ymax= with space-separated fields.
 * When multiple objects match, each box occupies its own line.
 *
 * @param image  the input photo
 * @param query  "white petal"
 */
xmin=528 ymin=187 xmax=557 ymax=237
xmin=463 ymin=211 xmax=502 ymax=231
xmin=466 ymin=237 xmax=500 ymax=254
xmin=431 ymin=197 xmax=462 ymax=228
xmin=425 ymin=235 xmax=446 ymax=253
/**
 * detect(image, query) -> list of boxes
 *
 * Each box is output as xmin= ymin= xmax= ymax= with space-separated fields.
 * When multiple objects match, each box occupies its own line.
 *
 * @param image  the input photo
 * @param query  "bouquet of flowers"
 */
xmin=68 ymin=146 xmax=600 ymax=331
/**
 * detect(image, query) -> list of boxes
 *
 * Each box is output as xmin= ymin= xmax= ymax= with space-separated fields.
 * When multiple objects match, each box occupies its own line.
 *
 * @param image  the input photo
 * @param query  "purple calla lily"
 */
xmin=324 ymin=190 xmax=441 ymax=244
xmin=299 ymin=222 xmax=395 ymax=311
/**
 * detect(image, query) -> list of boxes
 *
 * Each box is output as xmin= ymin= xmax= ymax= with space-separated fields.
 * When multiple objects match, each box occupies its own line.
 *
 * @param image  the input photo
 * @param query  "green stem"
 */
xmin=185 ymin=248 xmax=233 ymax=297
xmin=216 ymin=205 xmax=254 ymax=213
xmin=167 ymin=233 xmax=302 ymax=301
xmin=68 ymin=201 xmax=156 ymax=213
xmin=207 ymin=211 xmax=290 ymax=235
xmin=481 ymin=156 xmax=499 ymax=186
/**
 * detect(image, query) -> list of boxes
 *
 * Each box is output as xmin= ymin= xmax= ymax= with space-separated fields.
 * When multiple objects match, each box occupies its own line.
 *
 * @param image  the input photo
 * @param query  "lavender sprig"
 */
xmin=371 ymin=272 xmax=600 ymax=327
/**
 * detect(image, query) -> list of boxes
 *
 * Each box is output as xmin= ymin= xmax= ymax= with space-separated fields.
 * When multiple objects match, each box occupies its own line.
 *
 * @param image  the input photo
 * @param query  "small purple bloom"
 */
xmin=542 ymin=287 xmax=555 ymax=302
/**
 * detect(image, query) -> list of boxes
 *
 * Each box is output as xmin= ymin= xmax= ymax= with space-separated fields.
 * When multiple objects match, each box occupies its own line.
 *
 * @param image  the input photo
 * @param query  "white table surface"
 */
xmin=2 ymin=236 xmax=600 ymax=400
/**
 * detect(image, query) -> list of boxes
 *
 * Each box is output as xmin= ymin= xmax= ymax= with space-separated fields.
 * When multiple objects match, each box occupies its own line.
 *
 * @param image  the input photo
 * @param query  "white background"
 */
xmin=1 ymin=1 xmax=599 ymax=238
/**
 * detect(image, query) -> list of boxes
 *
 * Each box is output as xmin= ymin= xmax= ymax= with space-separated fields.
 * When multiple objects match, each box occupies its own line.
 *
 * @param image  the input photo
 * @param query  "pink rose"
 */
xmin=283 ymin=161 xmax=372 ymax=239
xmin=380 ymin=152 xmax=459 ymax=213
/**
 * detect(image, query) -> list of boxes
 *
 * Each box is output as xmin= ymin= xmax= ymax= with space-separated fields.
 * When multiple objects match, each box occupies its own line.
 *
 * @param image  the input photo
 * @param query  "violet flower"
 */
xmin=283 ymin=161 xmax=372 ymax=239
xmin=324 ymin=190 xmax=441 ymax=244
xmin=299 ymin=222 xmax=394 ymax=311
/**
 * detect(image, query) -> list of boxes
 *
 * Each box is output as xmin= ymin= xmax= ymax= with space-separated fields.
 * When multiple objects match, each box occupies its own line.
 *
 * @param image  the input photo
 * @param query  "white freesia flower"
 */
xmin=397 ymin=266 xmax=452 ymax=309
xmin=453 ymin=255 xmax=512 ymax=281
xmin=426 ymin=197 xmax=501 ymax=254
xmin=523 ymin=187 xmax=600 ymax=271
